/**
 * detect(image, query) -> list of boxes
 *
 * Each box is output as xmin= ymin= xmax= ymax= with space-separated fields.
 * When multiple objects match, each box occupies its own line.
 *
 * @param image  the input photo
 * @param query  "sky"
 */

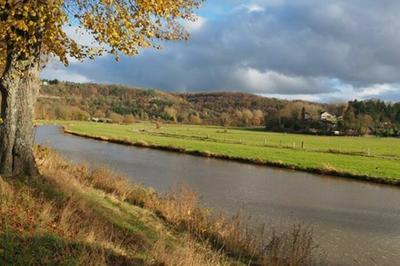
xmin=42 ymin=0 xmax=400 ymax=103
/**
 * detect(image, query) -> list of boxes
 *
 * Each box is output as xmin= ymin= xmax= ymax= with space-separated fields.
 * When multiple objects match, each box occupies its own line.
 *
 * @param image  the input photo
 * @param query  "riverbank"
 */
xmin=54 ymin=121 xmax=400 ymax=186
xmin=0 ymin=147 xmax=317 ymax=265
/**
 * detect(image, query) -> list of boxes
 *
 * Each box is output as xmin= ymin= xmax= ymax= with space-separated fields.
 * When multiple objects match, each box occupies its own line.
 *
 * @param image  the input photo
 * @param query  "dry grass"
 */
xmin=321 ymin=163 xmax=342 ymax=174
xmin=150 ymin=237 xmax=230 ymax=266
xmin=0 ymin=146 xmax=321 ymax=265
xmin=145 ymin=185 xmax=318 ymax=265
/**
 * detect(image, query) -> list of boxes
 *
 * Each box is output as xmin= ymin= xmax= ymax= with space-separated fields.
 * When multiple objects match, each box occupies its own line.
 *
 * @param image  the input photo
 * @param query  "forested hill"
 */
xmin=37 ymin=81 xmax=324 ymax=125
xmin=37 ymin=81 xmax=400 ymax=136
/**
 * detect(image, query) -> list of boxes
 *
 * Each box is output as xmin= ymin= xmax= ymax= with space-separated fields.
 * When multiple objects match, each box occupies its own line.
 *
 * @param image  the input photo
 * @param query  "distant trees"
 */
xmin=225 ymin=109 xmax=264 ymax=127
xmin=42 ymin=79 xmax=60 ymax=85
xmin=265 ymin=102 xmax=322 ymax=132
xmin=252 ymin=110 xmax=264 ymax=126
xmin=36 ymin=105 xmax=89 ymax=121
xmin=94 ymin=110 xmax=106 ymax=118
xmin=37 ymin=83 xmax=285 ymax=126
xmin=164 ymin=106 xmax=178 ymax=122
xmin=220 ymin=112 xmax=232 ymax=127
xmin=35 ymin=82 xmax=400 ymax=137
xmin=241 ymin=109 xmax=254 ymax=126
xmin=345 ymin=100 xmax=400 ymax=136
xmin=263 ymin=99 xmax=400 ymax=137
xmin=343 ymin=106 xmax=356 ymax=132
xmin=189 ymin=114 xmax=202 ymax=124
xmin=108 ymin=112 xmax=124 ymax=124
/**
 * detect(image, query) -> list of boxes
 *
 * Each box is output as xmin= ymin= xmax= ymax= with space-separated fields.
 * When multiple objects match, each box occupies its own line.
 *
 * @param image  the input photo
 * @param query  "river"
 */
xmin=35 ymin=125 xmax=400 ymax=265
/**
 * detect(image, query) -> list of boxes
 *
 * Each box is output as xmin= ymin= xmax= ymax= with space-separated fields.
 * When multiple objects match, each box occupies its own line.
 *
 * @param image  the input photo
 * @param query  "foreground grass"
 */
xmin=52 ymin=121 xmax=400 ymax=184
xmin=0 ymin=147 xmax=318 ymax=265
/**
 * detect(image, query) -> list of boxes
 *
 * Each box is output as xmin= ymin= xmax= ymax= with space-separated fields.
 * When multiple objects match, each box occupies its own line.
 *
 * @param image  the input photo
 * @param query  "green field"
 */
xmin=53 ymin=121 xmax=400 ymax=184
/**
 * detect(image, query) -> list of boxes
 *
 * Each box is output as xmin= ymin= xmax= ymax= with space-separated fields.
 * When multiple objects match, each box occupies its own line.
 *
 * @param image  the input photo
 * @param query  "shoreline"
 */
xmin=61 ymin=126 xmax=400 ymax=187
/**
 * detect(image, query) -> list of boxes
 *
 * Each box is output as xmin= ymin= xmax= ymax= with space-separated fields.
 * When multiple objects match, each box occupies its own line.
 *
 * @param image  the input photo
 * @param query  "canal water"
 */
xmin=35 ymin=125 xmax=400 ymax=265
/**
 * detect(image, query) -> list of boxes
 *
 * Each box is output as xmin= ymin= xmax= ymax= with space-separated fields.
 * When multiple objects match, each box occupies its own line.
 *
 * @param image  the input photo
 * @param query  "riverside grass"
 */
xmin=0 ymin=147 xmax=318 ymax=265
xmin=50 ymin=121 xmax=400 ymax=184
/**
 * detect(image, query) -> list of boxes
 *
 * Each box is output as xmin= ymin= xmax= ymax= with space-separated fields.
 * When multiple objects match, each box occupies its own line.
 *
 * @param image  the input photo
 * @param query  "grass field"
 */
xmin=51 ymin=121 xmax=400 ymax=184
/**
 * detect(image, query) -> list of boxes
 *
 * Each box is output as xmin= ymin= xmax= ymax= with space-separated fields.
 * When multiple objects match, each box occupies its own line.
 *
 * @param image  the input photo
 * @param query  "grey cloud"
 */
xmin=43 ymin=0 xmax=400 ymax=100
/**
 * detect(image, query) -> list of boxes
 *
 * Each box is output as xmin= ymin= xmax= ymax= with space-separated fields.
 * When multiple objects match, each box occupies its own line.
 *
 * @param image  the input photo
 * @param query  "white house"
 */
xmin=320 ymin=112 xmax=337 ymax=123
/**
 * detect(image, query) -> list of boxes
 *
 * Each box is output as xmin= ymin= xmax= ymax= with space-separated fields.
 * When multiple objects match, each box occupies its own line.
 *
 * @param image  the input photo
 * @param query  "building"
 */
xmin=320 ymin=112 xmax=337 ymax=123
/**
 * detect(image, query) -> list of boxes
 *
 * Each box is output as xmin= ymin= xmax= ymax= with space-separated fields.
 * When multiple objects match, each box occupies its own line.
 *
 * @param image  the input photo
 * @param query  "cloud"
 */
xmin=234 ymin=68 xmax=333 ymax=94
xmin=184 ymin=16 xmax=207 ymax=33
xmin=246 ymin=4 xmax=265 ymax=13
xmin=42 ymin=0 xmax=400 ymax=102
xmin=42 ymin=60 xmax=91 ymax=83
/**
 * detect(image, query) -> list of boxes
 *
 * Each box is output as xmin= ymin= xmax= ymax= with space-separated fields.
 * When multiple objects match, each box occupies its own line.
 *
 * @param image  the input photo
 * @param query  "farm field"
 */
xmin=48 ymin=121 xmax=400 ymax=184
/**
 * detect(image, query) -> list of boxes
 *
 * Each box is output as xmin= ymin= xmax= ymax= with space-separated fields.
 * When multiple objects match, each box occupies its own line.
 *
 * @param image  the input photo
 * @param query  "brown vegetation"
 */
xmin=36 ymin=82 xmax=286 ymax=127
xmin=0 ymin=147 xmax=321 ymax=265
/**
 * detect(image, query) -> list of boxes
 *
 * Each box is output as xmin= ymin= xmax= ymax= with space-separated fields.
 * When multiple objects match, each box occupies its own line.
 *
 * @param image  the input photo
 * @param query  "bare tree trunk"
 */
xmin=0 ymin=54 xmax=40 ymax=177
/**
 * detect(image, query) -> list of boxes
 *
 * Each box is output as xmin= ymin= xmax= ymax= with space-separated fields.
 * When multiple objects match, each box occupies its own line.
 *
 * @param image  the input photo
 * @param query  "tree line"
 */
xmin=36 ymin=81 xmax=400 ymax=137
xmin=37 ymin=82 xmax=276 ymax=126
xmin=265 ymin=99 xmax=400 ymax=137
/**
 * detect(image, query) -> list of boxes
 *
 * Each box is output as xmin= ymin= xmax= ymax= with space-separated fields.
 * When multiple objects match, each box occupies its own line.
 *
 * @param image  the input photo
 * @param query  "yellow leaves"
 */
xmin=15 ymin=21 xmax=29 ymax=32
xmin=102 ymin=0 xmax=114 ymax=6
xmin=0 ymin=0 xmax=203 ymax=65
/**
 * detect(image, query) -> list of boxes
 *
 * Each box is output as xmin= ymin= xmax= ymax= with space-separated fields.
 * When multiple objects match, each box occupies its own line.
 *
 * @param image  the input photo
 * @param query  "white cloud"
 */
xmin=42 ymin=61 xmax=91 ymax=83
xmin=356 ymin=84 xmax=399 ymax=98
xmin=235 ymin=68 xmax=332 ymax=94
xmin=63 ymin=26 xmax=97 ymax=47
xmin=247 ymin=4 xmax=265 ymax=13
xmin=233 ymin=3 xmax=266 ymax=13
xmin=185 ymin=16 xmax=207 ymax=33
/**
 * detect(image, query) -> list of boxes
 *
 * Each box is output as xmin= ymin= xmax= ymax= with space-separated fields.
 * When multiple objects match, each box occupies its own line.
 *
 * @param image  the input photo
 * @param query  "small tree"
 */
xmin=343 ymin=105 xmax=356 ymax=130
xmin=123 ymin=114 xmax=135 ymax=124
xmin=0 ymin=0 xmax=202 ymax=177
xmin=164 ymin=106 xmax=178 ymax=123
xmin=108 ymin=112 xmax=124 ymax=124
xmin=189 ymin=113 xmax=202 ymax=125
xmin=242 ymin=109 xmax=253 ymax=126
xmin=220 ymin=112 xmax=232 ymax=127
xmin=252 ymin=109 xmax=264 ymax=126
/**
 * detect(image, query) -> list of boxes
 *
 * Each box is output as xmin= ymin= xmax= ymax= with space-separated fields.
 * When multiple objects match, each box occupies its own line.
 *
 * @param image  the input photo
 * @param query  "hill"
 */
xmin=37 ymin=81 xmax=400 ymax=136
xmin=37 ymin=81 xmax=326 ymax=126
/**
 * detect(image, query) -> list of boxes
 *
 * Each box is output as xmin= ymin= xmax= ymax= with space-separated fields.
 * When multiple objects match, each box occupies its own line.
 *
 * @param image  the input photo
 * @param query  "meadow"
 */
xmin=53 ymin=121 xmax=400 ymax=184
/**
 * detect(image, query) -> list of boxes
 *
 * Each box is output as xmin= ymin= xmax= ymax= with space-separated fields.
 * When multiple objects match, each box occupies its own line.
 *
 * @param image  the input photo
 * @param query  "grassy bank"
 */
xmin=51 ymin=121 xmax=400 ymax=185
xmin=0 ymin=147 xmax=318 ymax=265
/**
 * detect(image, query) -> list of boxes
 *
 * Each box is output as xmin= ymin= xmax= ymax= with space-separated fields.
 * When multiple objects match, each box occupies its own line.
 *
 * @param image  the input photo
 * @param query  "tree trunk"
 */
xmin=0 ymin=55 xmax=40 ymax=177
